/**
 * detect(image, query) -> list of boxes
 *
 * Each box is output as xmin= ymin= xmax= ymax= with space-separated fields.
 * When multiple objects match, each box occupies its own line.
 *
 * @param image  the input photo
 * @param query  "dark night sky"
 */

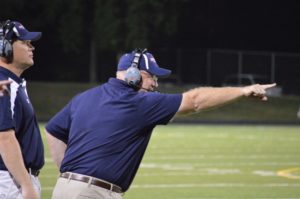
xmin=176 ymin=1 xmax=300 ymax=52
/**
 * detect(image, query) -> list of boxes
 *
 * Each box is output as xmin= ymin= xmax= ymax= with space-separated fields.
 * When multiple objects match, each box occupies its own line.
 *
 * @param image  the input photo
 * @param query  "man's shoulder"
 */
xmin=139 ymin=91 xmax=181 ymax=97
xmin=77 ymin=83 xmax=103 ymax=94
xmin=70 ymin=85 xmax=103 ymax=102
xmin=0 ymin=72 xmax=8 ymax=80
xmin=137 ymin=92 xmax=182 ymax=103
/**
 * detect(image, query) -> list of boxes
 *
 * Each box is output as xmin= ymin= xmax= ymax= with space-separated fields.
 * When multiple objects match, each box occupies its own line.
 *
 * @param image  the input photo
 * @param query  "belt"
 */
xmin=60 ymin=172 xmax=123 ymax=193
xmin=0 ymin=168 xmax=40 ymax=177
xmin=27 ymin=168 xmax=40 ymax=177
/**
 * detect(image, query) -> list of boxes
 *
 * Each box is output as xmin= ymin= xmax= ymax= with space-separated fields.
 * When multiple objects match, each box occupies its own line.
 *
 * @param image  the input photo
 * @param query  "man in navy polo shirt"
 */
xmin=0 ymin=20 xmax=44 ymax=199
xmin=46 ymin=49 xmax=276 ymax=199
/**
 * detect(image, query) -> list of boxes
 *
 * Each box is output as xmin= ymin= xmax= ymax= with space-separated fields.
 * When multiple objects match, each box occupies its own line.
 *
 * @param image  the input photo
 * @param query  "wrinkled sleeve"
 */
xmin=0 ymin=78 xmax=14 ymax=132
xmin=0 ymin=95 xmax=14 ymax=131
xmin=140 ymin=93 xmax=182 ymax=125
xmin=45 ymin=101 xmax=72 ymax=144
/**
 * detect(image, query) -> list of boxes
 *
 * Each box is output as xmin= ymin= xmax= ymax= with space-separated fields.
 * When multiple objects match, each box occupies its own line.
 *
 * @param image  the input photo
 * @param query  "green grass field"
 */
xmin=39 ymin=124 xmax=300 ymax=199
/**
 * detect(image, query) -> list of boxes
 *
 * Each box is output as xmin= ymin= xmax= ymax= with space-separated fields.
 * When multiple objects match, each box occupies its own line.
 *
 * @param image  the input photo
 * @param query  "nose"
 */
xmin=27 ymin=41 xmax=35 ymax=51
xmin=29 ymin=44 xmax=35 ymax=51
xmin=153 ymin=80 xmax=158 ymax=88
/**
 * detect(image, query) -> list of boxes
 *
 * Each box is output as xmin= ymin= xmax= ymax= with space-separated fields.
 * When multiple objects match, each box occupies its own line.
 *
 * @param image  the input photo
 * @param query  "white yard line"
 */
xmin=145 ymin=154 xmax=297 ymax=160
xmin=140 ymin=162 xmax=300 ymax=168
xmin=130 ymin=183 xmax=300 ymax=189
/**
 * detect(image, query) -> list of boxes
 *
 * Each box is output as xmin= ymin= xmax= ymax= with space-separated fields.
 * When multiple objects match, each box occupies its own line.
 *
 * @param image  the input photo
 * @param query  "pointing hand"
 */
xmin=241 ymin=83 xmax=277 ymax=101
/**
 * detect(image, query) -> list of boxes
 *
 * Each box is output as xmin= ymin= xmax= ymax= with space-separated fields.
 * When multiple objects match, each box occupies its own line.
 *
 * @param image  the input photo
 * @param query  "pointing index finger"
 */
xmin=261 ymin=83 xmax=276 ymax=89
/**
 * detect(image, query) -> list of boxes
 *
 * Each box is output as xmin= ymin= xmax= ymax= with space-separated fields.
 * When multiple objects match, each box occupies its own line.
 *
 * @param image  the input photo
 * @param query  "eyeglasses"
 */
xmin=141 ymin=71 xmax=158 ymax=82
xmin=151 ymin=75 xmax=158 ymax=82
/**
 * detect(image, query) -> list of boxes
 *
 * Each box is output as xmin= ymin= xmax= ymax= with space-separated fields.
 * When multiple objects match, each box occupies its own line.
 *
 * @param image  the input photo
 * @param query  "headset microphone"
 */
xmin=140 ymin=87 xmax=152 ymax=92
xmin=139 ymin=87 xmax=159 ymax=92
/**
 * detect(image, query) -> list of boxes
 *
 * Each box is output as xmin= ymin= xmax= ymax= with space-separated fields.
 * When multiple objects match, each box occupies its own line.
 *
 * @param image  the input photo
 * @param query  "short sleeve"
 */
xmin=0 ymin=95 xmax=14 ymax=131
xmin=0 ymin=76 xmax=14 ymax=131
xmin=139 ymin=92 xmax=182 ymax=125
xmin=45 ymin=101 xmax=72 ymax=143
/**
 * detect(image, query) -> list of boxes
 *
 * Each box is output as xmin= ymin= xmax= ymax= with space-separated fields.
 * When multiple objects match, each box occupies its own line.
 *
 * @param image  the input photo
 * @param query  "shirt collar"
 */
xmin=0 ymin=66 xmax=24 ymax=84
xmin=107 ymin=78 xmax=136 ymax=91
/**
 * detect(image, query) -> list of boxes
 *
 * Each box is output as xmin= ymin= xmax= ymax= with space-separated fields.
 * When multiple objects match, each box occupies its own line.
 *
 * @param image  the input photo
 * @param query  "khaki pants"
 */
xmin=51 ymin=177 xmax=123 ymax=199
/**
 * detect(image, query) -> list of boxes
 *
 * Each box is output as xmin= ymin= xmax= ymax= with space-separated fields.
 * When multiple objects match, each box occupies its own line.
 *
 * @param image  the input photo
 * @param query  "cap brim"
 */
xmin=148 ymin=66 xmax=171 ymax=77
xmin=19 ymin=32 xmax=42 ymax=41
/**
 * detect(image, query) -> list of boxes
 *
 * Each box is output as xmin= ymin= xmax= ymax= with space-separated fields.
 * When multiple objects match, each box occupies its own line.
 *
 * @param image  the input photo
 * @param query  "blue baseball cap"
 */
xmin=117 ymin=51 xmax=171 ymax=77
xmin=5 ymin=21 xmax=41 ymax=41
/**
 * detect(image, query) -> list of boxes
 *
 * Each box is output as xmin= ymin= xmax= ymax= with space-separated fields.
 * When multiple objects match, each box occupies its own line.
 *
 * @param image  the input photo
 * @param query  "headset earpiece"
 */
xmin=0 ymin=20 xmax=15 ymax=61
xmin=125 ymin=66 xmax=141 ymax=87
xmin=125 ymin=48 xmax=147 ymax=88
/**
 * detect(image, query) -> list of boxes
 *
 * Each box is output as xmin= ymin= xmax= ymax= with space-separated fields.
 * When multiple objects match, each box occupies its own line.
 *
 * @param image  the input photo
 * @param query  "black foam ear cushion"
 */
xmin=0 ymin=37 xmax=13 ymax=58
xmin=0 ymin=20 xmax=14 ymax=59
xmin=0 ymin=36 xmax=6 ymax=57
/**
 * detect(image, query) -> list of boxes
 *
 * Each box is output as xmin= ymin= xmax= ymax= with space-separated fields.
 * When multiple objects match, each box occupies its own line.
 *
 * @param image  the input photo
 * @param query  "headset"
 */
xmin=0 ymin=20 xmax=18 ymax=61
xmin=124 ymin=48 xmax=147 ymax=88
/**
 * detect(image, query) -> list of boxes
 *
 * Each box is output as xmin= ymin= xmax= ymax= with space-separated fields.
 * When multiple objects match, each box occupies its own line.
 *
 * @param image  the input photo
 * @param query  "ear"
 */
xmin=139 ymin=75 xmax=143 ymax=87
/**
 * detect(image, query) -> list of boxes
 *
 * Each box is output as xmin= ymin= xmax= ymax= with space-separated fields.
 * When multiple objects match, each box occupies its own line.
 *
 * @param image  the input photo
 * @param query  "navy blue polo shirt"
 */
xmin=46 ymin=78 xmax=182 ymax=191
xmin=0 ymin=66 xmax=44 ymax=171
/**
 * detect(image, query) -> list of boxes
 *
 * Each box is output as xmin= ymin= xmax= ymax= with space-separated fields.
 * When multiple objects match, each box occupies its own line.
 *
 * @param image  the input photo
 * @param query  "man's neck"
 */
xmin=116 ymin=71 xmax=125 ymax=81
xmin=0 ymin=61 xmax=23 ymax=77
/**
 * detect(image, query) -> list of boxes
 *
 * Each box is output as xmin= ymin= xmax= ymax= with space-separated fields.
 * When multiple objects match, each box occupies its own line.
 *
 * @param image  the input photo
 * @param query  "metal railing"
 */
xmin=154 ymin=48 xmax=300 ymax=94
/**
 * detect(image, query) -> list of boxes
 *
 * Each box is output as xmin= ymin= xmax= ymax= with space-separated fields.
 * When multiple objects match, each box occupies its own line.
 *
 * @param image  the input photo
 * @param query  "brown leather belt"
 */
xmin=60 ymin=172 xmax=123 ymax=193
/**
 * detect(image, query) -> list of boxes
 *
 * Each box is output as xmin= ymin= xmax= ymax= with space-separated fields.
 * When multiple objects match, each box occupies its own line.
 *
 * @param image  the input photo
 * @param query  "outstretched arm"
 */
xmin=177 ymin=83 xmax=276 ymax=115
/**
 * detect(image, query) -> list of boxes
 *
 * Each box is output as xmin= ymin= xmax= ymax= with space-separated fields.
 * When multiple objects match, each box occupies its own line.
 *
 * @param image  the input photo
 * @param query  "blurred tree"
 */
xmin=125 ymin=0 xmax=184 ymax=48
xmin=41 ymin=0 xmax=85 ymax=53
xmin=2 ymin=0 xmax=186 ymax=82
xmin=42 ymin=0 xmax=186 ymax=82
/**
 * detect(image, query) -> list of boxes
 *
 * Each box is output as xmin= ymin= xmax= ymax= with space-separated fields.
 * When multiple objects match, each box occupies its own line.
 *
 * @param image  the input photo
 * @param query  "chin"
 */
xmin=28 ymin=60 xmax=34 ymax=66
xmin=22 ymin=63 xmax=34 ymax=70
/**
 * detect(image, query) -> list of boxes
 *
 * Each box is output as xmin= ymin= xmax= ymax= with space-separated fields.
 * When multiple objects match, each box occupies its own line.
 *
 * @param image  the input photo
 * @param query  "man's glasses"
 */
xmin=151 ymin=75 xmax=158 ymax=82
xmin=141 ymin=71 xmax=158 ymax=82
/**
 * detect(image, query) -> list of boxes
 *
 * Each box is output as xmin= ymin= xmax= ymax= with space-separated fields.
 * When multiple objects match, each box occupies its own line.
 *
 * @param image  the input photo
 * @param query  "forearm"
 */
xmin=45 ymin=130 xmax=67 ymax=168
xmin=0 ymin=130 xmax=33 ymax=189
xmin=178 ymin=87 xmax=244 ymax=114
xmin=177 ymin=83 xmax=276 ymax=115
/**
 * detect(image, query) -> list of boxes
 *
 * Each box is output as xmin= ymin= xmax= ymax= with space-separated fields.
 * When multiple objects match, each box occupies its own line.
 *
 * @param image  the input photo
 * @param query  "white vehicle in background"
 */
xmin=222 ymin=74 xmax=282 ymax=97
